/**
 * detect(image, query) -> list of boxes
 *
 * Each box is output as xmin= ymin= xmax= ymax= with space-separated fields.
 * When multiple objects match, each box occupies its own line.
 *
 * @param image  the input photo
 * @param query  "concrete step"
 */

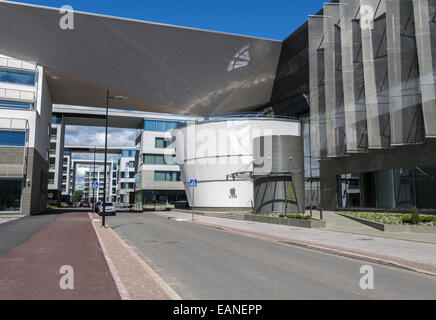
xmin=201 ymin=211 xmax=247 ymax=220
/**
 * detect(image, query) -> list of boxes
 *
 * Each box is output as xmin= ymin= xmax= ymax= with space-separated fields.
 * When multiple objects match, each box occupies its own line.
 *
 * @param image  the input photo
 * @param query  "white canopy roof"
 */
xmin=0 ymin=1 xmax=282 ymax=116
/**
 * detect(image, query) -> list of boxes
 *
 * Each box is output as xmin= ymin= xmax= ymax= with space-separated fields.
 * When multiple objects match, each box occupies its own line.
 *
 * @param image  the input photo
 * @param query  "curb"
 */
xmin=88 ymin=214 xmax=131 ymax=300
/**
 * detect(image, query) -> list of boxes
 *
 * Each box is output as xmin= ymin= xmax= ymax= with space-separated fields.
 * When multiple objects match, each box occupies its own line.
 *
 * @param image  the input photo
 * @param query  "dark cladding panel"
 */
xmin=386 ymin=0 xmax=425 ymax=146
xmin=413 ymin=0 xmax=436 ymax=137
xmin=360 ymin=0 xmax=391 ymax=149
xmin=309 ymin=16 xmax=327 ymax=160
xmin=340 ymin=0 xmax=368 ymax=153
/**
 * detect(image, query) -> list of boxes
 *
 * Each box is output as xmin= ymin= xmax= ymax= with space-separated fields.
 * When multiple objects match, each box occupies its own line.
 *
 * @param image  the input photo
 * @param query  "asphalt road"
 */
xmin=0 ymin=213 xmax=61 ymax=257
xmin=108 ymin=212 xmax=436 ymax=300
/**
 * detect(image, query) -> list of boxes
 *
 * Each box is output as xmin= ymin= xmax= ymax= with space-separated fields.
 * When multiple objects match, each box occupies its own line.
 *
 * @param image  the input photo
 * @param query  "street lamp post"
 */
xmin=102 ymin=90 xmax=127 ymax=228
xmin=92 ymin=146 xmax=96 ymax=219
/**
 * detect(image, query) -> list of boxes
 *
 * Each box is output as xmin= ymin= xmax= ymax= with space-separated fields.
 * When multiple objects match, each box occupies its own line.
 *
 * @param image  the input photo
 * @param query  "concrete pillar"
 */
xmin=324 ymin=3 xmax=346 ymax=157
xmin=360 ymin=0 xmax=391 ymax=149
xmin=309 ymin=15 xmax=327 ymax=159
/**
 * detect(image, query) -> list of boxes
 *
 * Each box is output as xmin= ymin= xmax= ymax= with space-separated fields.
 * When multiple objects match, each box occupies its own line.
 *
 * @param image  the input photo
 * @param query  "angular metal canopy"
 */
xmin=0 ymin=1 xmax=282 ymax=116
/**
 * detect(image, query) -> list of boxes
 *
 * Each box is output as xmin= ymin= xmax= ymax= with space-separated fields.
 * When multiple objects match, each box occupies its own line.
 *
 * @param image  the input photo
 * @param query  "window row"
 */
xmin=142 ymin=154 xmax=176 ymax=165
xmin=121 ymin=150 xmax=136 ymax=157
xmin=144 ymin=119 xmax=185 ymax=132
xmin=0 ymin=100 xmax=34 ymax=110
xmin=155 ymin=137 xmax=173 ymax=149
xmin=154 ymin=171 xmax=181 ymax=182
xmin=0 ymin=130 xmax=26 ymax=146
xmin=120 ymin=182 xmax=135 ymax=189
xmin=0 ymin=67 xmax=36 ymax=86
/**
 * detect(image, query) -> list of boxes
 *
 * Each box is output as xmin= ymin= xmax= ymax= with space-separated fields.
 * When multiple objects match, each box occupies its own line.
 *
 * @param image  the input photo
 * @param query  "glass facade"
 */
xmin=143 ymin=154 xmax=176 ymax=165
xmin=51 ymin=115 xmax=62 ymax=124
xmin=121 ymin=150 xmax=136 ymax=157
xmin=337 ymin=166 xmax=436 ymax=210
xmin=0 ymin=131 xmax=26 ymax=146
xmin=155 ymin=137 xmax=173 ymax=149
xmin=0 ymin=100 xmax=34 ymax=110
xmin=144 ymin=119 xmax=185 ymax=132
xmin=154 ymin=171 xmax=181 ymax=182
xmin=0 ymin=67 xmax=36 ymax=85
xmin=0 ymin=179 xmax=23 ymax=212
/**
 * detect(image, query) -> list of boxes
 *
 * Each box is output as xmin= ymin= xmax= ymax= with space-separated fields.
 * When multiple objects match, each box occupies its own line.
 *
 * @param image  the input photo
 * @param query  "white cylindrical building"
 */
xmin=172 ymin=118 xmax=301 ymax=210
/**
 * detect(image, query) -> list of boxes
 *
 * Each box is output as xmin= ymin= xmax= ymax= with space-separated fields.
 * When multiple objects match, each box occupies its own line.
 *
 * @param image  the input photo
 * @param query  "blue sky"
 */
xmin=11 ymin=0 xmax=324 ymax=40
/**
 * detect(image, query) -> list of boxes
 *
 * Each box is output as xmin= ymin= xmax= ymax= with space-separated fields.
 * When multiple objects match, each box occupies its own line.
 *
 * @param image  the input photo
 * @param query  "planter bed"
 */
xmin=338 ymin=212 xmax=436 ymax=234
xmin=245 ymin=214 xmax=326 ymax=229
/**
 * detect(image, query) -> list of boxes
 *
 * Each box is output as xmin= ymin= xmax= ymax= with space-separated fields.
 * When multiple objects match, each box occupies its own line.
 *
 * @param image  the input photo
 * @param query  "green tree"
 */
xmin=73 ymin=190 xmax=83 ymax=203
xmin=410 ymin=205 xmax=419 ymax=225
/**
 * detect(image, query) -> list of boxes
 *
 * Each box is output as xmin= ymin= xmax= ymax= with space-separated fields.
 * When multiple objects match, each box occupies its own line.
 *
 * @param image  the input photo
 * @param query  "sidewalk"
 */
xmin=157 ymin=210 xmax=436 ymax=276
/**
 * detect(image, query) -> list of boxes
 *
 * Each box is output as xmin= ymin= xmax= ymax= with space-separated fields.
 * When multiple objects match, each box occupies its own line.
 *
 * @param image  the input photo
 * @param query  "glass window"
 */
xmin=0 ymin=67 xmax=36 ymax=85
xmin=51 ymin=115 xmax=62 ymax=124
xmin=155 ymin=138 xmax=165 ymax=148
xmin=154 ymin=171 xmax=181 ymax=182
xmin=0 ymin=131 xmax=26 ymax=146
xmin=155 ymin=155 xmax=165 ymax=165
xmin=143 ymin=154 xmax=155 ymax=165
xmin=129 ymin=172 xmax=135 ymax=178
xmin=154 ymin=171 xmax=166 ymax=181
xmin=0 ymin=100 xmax=34 ymax=110
xmin=129 ymin=161 xmax=135 ymax=168
xmin=121 ymin=150 xmax=136 ymax=157
xmin=144 ymin=120 xmax=156 ymax=131
xmin=155 ymin=121 xmax=167 ymax=132
xmin=0 ymin=179 xmax=23 ymax=212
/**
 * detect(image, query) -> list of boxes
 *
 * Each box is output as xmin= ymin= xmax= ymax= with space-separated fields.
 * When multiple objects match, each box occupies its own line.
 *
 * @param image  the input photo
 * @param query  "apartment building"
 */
xmin=47 ymin=114 xmax=65 ymax=205
xmin=135 ymin=118 xmax=192 ymax=205
xmin=0 ymin=53 xmax=52 ymax=214
xmin=82 ymin=161 xmax=117 ymax=204
xmin=117 ymin=150 xmax=136 ymax=207
xmin=61 ymin=149 xmax=73 ymax=204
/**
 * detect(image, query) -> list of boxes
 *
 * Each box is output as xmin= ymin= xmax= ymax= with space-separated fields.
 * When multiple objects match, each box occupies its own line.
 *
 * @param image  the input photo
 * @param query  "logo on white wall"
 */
xmin=229 ymin=188 xmax=238 ymax=199
xmin=227 ymin=45 xmax=251 ymax=72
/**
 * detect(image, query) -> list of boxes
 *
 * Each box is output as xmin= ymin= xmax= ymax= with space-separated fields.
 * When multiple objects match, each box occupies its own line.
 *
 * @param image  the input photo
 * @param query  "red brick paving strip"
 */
xmin=0 ymin=212 xmax=120 ymax=300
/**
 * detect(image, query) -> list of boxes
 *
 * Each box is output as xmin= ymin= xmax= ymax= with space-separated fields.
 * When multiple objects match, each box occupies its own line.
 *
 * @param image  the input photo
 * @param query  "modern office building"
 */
xmin=135 ymin=117 xmax=197 ymax=205
xmin=1 ymin=0 xmax=435 ymax=214
xmin=0 ymin=53 xmax=52 ymax=215
xmin=307 ymin=0 xmax=436 ymax=211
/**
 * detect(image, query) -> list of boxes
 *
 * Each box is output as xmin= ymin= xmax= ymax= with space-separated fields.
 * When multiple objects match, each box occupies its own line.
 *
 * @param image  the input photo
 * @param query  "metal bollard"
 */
xmin=320 ymin=207 xmax=323 ymax=220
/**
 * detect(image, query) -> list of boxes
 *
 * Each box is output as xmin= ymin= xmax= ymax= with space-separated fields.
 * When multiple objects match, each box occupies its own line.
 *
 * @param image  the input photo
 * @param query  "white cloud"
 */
xmin=65 ymin=126 xmax=136 ymax=147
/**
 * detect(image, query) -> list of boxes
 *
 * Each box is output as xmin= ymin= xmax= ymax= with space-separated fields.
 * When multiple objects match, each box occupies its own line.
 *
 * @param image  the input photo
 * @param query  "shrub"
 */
xmin=410 ymin=206 xmax=419 ymax=225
